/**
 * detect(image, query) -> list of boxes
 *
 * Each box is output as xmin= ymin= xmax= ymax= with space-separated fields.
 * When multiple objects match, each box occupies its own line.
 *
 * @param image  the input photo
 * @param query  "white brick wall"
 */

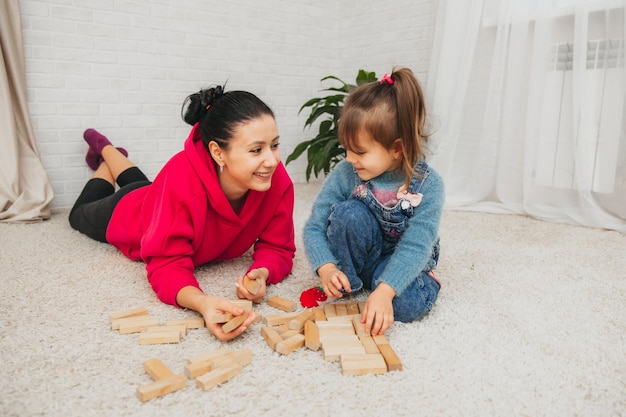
xmin=19 ymin=0 xmax=435 ymax=208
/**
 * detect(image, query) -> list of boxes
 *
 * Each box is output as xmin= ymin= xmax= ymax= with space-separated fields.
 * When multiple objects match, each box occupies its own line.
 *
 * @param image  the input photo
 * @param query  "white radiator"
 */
xmin=535 ymin=38 xmax=624 ymax=193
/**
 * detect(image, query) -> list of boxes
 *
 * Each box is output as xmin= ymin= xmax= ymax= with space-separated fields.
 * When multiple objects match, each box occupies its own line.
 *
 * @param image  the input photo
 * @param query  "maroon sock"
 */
xmin=83 ymin=128 xmax=113 ymax=155
xmin=85 ymin=146 xmax=128 ymax=170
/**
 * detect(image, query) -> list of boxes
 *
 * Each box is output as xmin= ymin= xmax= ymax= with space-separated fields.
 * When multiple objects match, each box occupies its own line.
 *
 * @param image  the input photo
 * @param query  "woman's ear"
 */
xmin=208 ymin=141 xmax=224 ymax=165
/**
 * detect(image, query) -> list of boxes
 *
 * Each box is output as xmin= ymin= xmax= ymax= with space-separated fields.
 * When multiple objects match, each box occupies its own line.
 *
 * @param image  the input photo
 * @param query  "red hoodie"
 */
xmin=106 ymin=123 xmax=295 ymax=307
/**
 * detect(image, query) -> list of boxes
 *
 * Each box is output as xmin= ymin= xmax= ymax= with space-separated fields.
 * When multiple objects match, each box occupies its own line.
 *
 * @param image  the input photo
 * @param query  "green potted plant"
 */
xmin=285 ymin=69 xmax=377 ymax=180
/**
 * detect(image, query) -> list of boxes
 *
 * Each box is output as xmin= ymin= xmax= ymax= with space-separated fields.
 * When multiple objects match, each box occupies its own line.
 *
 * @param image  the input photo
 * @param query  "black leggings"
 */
xmin=68 ymin=167 xmax=150 ymax=243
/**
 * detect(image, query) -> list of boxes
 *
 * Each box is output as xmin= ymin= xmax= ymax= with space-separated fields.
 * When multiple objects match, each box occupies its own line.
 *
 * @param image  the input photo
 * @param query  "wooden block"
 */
xmin=136 ymin=374 xmax=187 ymax=402
xmin=340 ymin=353 xmax=387 ymax=376
xmin=229 ymin=299 xmax=253 ymax=311
xmin=143 ymin=358 xmax=174 ymax=381
xmin=242 ymin=274 xmax=261 ymax=294
xmin=222 ymin=311 xmax=249 ymax=333
xmin=208 ymin=313 xmax=233 ymax=324
xmin=118 ymin=318 xmax=160 ymax=334
xmin=335 ymin=303 xmax=348 ymax=316
xmin=326 ymin=313 xmax=361 ymax=322
xmin=110 ymin=307 xmax=148 ymax=322
xmin=139 ymin=330 xmax=181 ymax=345
xmin=377 ymin=343 xmax=402 ymax=371
xmin=261 ymin=326 xmax=284 ymax=350
xmin=323 ymin=303 xmax=337 ymax=318
xmin=312 ymin=307 xmax=326 ymax=321
xmin=322 ymin=340 xmax=366 ymax=361
xmin=317 ymin=322 xmax=357 ymax=339
xmin=319 ymin=335 xmax=361 ymax=347
xmin=267 ymin=296 xmax=297 ymax=312
xmin=184 ymin=360 xmax=213 ymax=378
xmin=195 ymin=361 xmax=241 ymax=390
xmin=345 ymin=301 xmax=360 ymax=315
xmin=187 ymin=348 xmax=232 ymax=364
xmin=358 ymin=301 xmax=366 ymax=313
xmin=359 ymin=336 xmax=380 ymax=354
xmin=211 ymin=349 xmax=252 ymax=368
xmin=111 ymin=315 xmax=156 ymax=330
xmin=145 ymin=324 xmax=187 ymax=337
xmin=304 ymin=320 xmax=320 ymax=351
xmin=279 ymin=329 xmax=300 ymax=339
xmin=351 ymin=316 xmax=368 ymax=337
xmin=288 ymin=309 xmax=314 ymax=332
xmin=275 ymin=333 xmax=305 ymax=355
xmin=165 ymin=317 xmax=205 ymax=329
xmin=263 ymin=311 xmax=300 ymax=327
xmin=372 ymin=335 xmax=390 ymax=345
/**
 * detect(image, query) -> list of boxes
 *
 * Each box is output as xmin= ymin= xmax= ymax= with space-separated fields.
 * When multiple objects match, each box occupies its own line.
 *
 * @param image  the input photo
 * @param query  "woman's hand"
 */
xmin=317 ymin=263 xmax=351 ymax=299
xmin=176 ymin=286 xmax=256 ymax=342
xmin=236 ymin=268 xmax=268 ymax=303
xmin=361 ymin=282 xmax=396 ymax=335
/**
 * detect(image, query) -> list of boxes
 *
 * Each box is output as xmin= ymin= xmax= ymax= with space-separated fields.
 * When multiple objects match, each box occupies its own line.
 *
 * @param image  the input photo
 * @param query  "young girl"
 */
xmin=69 ymin=86 xmax=296 ymax=342
xmin=303 ymin=67 xmax=443 ymax=336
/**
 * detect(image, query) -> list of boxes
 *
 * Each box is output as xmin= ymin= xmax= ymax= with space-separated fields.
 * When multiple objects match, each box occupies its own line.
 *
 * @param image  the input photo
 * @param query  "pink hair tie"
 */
xmin=380 ymin=73 xmax=394 ymax=85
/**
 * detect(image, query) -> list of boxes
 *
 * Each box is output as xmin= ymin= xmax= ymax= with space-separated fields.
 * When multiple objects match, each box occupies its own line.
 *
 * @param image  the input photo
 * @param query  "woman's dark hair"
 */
xmin=181 ymin=85 xmax=275 ymax=149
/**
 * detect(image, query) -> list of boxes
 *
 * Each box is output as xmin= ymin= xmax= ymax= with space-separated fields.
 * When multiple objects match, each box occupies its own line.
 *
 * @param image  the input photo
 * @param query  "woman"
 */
xmin=69 ymin=85 xmax=295 ymax=341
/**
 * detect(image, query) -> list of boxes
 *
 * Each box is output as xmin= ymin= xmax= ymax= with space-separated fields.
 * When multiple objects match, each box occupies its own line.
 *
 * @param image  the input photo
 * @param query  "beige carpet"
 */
xmin=1 ymin=182 xmax=624 ymax=417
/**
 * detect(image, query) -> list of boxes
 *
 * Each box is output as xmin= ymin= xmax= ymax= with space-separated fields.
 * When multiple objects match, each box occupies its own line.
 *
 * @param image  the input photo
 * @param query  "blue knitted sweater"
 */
xmin=303 ymin=159 xmax=445 ymax=296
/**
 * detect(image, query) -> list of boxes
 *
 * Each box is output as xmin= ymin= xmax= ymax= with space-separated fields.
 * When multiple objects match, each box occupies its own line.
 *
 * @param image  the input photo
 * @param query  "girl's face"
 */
xmin=344 ymin=131 xmax=402 ymax=181
xmin=215 ymin=114 xmax=280 ymax=200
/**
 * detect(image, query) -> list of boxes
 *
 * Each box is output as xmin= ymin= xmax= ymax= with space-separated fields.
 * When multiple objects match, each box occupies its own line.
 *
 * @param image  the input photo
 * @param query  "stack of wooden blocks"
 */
xmin=110 ymin=307 xmax=205 ymax=345
xmin=260 ymin=297 xmax=403 ymax=376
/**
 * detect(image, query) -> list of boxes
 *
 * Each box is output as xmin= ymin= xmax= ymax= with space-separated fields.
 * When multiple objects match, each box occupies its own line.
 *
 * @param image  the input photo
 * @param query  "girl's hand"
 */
xmin=317 ymin=263 xmax=351 ymax=299
xmin=176 ymin=287 xmax=256 ymax=342
xmin=236 ymin=268 xmax=268 ymax=303
xmin=361 ymin=283 xmax=396 ymax=335
xmin=202 ymin=296 xmax=257 ymax=342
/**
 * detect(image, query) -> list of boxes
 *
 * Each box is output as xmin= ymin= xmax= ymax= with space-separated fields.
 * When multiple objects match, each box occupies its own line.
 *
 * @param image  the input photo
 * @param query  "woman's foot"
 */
xmin=85 ymin=146 xmax=128 ymax=170
xmin=83 ymin=128 xmax=113 ymax=155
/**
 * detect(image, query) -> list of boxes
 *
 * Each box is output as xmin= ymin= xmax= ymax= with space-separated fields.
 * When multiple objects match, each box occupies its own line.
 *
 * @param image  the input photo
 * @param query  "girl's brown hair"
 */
xmin=338 ymin=67 xmax=428 ymax=186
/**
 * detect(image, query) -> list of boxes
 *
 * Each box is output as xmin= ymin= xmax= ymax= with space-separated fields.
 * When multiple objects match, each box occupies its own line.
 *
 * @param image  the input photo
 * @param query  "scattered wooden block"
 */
xmin=136 ymin=359 xmax=187 ymax=402
xmin=145 ymin=324 xmax=187 ymax=337
xmin=351 ymin=316 xmax=368 ymax=337
xmin=345 ymin=301 xmax=360 ymax=315
xmin=143 ymin=358 xmax=174 ymax=381
xmin=208 ymin=312 xmax=233 ymax=324
xmin=359 ymin=335 xmax=380 ymax=354
xmin=335 ymin=303 xmax=348 ymax=316
xmin=261 ymin=326 xmax=283 ymax=350
xmin=222 ymin=311 xmax=249 ymax=333
xmin=136 ymin=374 xmax=187 ymax=402
xmin=322 ymin=339 xmax=366 ymax=362
xmin=211 ymin=349 xmax=252 ymax=368
xmin=229 ymin=299 xmax=253 ymax=311
xmin=323 ymin=303 xmax=337 ymax=318
xmin=288 ymin=309 xmax=314 ymax=332
xmin=139 ymin=330 xmax=180 ymax=345
xmin=263 ymin=311 xmax=300 ymax=327
xmin=267 ymin=296 xmax=297 ymax=312
xmin=242 ymin=274 xmax=261 ymax=294
xmin=312 ymin=307 xmax=326 ymax=321
xmin=184 ymin=360 xmax=213 ymax=378
xmin=187 ymin=348 xmax=232 ymax=364
xmin=118 ymin=317 xmax=160 ymax=334
xmin=304 ymin=320 xmax=320 ymax=351
xmin=195 ymin=361 xmax=241 ymax=391
xmin=275 ymin=333 xmax=305 ymax=355
xmin=111 ymin=315 xmax=156 ymax=330
xmin=165 ymin=317 xmax=205 ymax=329
xmin=340 ymin=353 xmax=387 ymax=376
xmin=376 ymin=343 xmax=403 ymax=371
xmin=110 ymin=307 xmax=148 ymax=322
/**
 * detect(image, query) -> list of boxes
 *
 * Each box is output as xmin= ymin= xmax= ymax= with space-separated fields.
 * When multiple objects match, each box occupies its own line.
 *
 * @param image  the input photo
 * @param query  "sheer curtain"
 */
xmin=0 ymin=0 xmax=53 ymax=222
xmin=427 ymin=0 xmax=626 ymax=232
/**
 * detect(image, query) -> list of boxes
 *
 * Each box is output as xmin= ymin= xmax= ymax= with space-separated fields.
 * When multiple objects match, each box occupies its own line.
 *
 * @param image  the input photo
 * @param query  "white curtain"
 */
xmin=427 ymin=0 xmax=626 ymax=232
xmin=0 ymin=0 xmax=53 ymax=222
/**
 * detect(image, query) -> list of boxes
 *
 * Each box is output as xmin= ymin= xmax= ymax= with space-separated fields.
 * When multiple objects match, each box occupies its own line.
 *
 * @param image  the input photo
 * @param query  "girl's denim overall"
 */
xmin=327 ymin=162 xmax=440 ymax=322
